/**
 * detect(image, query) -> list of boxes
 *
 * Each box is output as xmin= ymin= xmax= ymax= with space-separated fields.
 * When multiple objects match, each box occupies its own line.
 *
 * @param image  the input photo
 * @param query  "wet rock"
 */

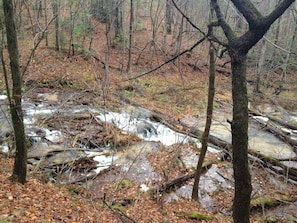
xmin=248 ymin=125 xmax=296 ymax=159
xmin=136 ymin=120 xmax=157 ymax=137
xmin=165 ymin=184 xmax=216 ymax=213
xmin=0 ymin=95 xmax=12 ymax=138
xmin=116 ymin=141 xmax=162 ymax=182
xmin=37 ymin=92 xmax=59 ymax=102
xmin=122 ymin=104 xmax=151 ymax=119
xmin=42 ymin=150 xmax=83 ymax=167
xmin=28 ymin=142 xmax=67 ymax=158
xmin=44 ymin=129 xmax=65 ymax=144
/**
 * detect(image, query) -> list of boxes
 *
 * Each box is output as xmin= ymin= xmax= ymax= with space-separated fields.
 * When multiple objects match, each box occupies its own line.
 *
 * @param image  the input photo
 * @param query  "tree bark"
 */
xmin=126 ymin=0 xmax=134 ymax=73
xmin=52 ymin=0 xmax=61 ymax=52
xmin=165 ymin=0 xmax=172 ymax=34
xmin=114 ymin=0 xmax=123 ymax=38
xmin=3 ymin=0 xmax=27 ymax=184
xmin=230 ymin=50 xmax=252 ymax=223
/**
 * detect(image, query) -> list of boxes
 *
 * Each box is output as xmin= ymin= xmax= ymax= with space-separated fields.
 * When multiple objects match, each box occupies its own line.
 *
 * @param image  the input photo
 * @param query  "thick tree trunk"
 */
xmin=3 ymin=0 xmax=27 ymax=184
xmin=230 ymin=51 xmax=252 ymax=223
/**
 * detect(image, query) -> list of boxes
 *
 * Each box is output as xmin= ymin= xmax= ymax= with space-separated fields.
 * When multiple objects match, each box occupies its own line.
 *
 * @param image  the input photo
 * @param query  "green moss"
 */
xmin=116 ymin=179 xmax=133 ymax=189
xmin=66 ymin=184 xmax=81 ymax=196
xmin=257 ymin=152 xmax=279 ymax=162
xmin=256 ymin=216 xmax=278 ymax=223
xmin=264 ymin=216 xmax=277 ymax=223
xmin=0 ymin=217 xmax=10 ymax=223
xmin=250 ymin=197 xmax=277 ymax=209
xmin=213 ymin=186 xmax=223 ymax=195
xmin=187 ymin=212 xmax=214 ymax=220
xmin=102 ymin=151 xmax=111 ymax=156
xmin=113 ymin=33 xmax=128 ymax=45
xmin=111 ymin=203 xmax=124 ymax=211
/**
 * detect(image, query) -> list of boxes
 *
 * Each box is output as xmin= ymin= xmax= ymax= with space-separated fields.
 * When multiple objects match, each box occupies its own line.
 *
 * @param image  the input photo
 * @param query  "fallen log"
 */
xmin=250 ymin=196 xmax=297 ymax=212
xmin=249 ymin=150 xmax=297 ymax=182
xmin=267 ymin=114 xmax=297 ymax=130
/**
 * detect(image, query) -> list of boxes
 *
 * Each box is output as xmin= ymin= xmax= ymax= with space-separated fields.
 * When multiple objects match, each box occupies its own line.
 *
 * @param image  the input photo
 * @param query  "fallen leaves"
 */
xmin=0 ymin=156 xmax=111 ymax=223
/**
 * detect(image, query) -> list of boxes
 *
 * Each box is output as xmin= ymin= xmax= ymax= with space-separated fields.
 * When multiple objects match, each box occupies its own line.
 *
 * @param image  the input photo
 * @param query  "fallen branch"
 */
xmin=250 ymin=196 xmax=297 ymax=212
xmin=150 ymin=163 xmax=212 ymax=194
xmin=249 ymin=150 xmax=297 ymax=182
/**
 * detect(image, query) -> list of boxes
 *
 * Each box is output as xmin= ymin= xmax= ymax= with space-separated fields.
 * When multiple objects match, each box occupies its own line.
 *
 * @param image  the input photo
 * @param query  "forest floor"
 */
xmin=1 ymin=20 xmax=297 ymax=223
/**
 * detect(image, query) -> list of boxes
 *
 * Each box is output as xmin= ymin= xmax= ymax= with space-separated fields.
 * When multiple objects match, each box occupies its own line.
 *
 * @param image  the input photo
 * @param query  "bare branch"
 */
xmin=231 ymin=0 xmax=263 ymax=26
xmin=171 ymin=0 xmax=206 ymax=36
xmin=21 ymin=15 xmax=57 ymax=78
xmin=262 ymin=0 xmax=296 ymax=25
xmin=129 ymin=37 xmax=206 ymax=80
xmin=211 ymin=0 xmax=237 ymax=41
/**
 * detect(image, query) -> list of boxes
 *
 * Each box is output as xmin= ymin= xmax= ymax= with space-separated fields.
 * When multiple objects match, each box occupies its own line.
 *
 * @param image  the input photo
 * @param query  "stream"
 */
xmin=0 ymin=91 xmax=296 ymax=220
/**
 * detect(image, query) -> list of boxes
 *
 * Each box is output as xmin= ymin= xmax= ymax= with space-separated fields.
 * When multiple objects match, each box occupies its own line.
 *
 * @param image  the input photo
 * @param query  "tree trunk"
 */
xmin=52 ymin=0 xmax=61 ymax=52
xmin=103 ymin=10 xmax=111 ymax=105
xmin=3 ymin=0 xmax=27 ymax=184
xmin=192 ymin=46 xmax=215 ymax=201
xmin=114 ymin=0 xmax=123 ymax=38
xmin=254 ymin=39 xmax=267 ymax=93
xmin=276 ymin=17 xmax=297 ymax=94
xmin=126 ymin=0 xmax=134 ymax=73
xmin=44 ymin=0 xmax=49 ymax=46
xmin=165 ymin=0 xmax=172 ymax=34
xmin=230 ymin=50 xmax=252 ymax=223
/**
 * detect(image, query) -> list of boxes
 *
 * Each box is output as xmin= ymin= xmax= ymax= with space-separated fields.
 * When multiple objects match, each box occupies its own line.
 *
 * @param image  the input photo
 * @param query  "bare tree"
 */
xmin=210 ymin=0 xmax=295 ymax=222
xmin=3 ymin=0 xmax=27 ymax=184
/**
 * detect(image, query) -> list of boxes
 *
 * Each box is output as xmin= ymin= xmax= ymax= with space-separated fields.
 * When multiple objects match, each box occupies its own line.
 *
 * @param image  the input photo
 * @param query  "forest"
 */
xmin=0 ymin=0 xmax=297 ymax=222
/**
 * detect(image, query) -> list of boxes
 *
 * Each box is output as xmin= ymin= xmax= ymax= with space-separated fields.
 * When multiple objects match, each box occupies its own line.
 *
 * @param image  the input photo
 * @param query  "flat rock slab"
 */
xmin=42 ymin=150 xmax=83 ymax=167
xmin=28 ymin=143 xmax=86 ymax=168
xmin=28 ymin=143 xmax=74 ymax=158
